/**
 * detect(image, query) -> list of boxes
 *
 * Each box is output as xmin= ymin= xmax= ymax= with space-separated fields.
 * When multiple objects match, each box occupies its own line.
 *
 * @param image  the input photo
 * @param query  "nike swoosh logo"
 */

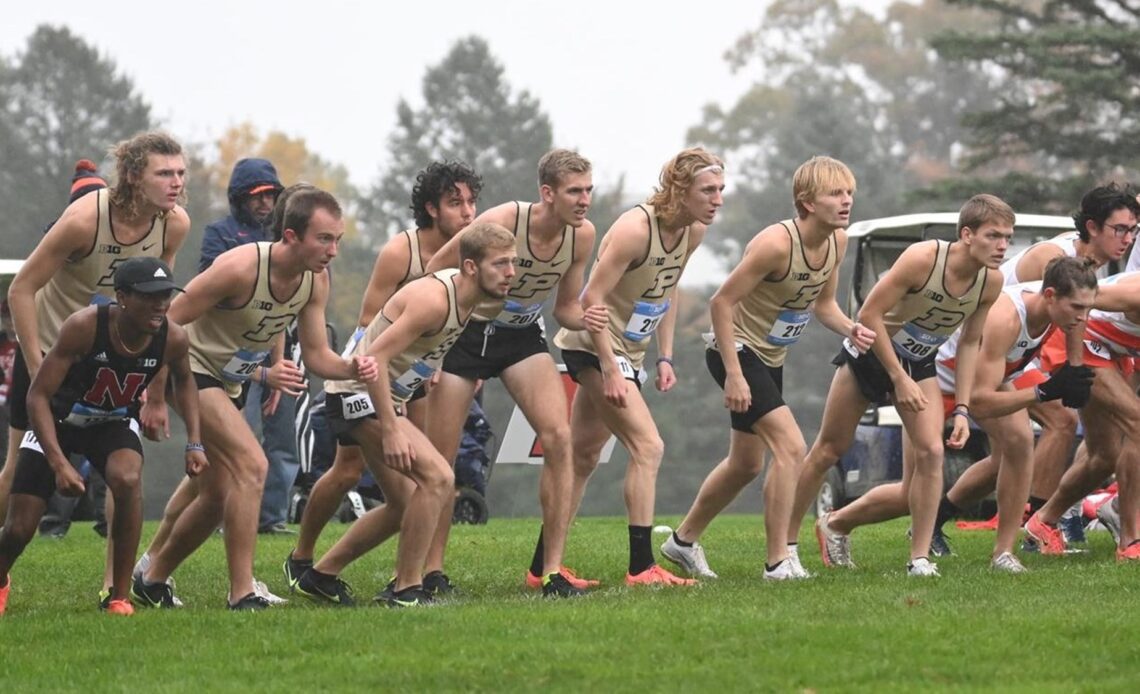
xmin=142 ymin=243 xmax=157 ymax=252
xmin=289 ymin=301 xmax=302 ymax=309
xmin=550 ymin=259 xmax=566 ymax=268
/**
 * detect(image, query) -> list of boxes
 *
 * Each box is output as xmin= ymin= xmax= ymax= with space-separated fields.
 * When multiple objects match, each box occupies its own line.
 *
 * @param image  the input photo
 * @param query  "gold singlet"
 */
xmin=187 ymin=242 xmax=314 ymax=398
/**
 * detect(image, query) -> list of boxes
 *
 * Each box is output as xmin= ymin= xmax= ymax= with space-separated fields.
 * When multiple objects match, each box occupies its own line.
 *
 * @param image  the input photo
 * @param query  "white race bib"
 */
xmin=65 ymin=403 xmax=129 ymax=428
xmin=340 ymin=392 xmax=376 ymax=420
xmin=494 ymin=300 xmax=544 ymax=328
xmin=891 ymin=324 xmax=945 ymax=362
xmin=767 ymin=309 xmax=812 ymax=346
xmin=391 ymin=360 xmax=435 ymax=400
xmin=614 ymin=355 xmax=648 ymax=386
xmin=623 ymin=300 xmax=670 ymax=342
xmin=1085 ymin=339 xmax=1112 ymax=361
xmin=221 ymin=348 xmax=270 ymax=383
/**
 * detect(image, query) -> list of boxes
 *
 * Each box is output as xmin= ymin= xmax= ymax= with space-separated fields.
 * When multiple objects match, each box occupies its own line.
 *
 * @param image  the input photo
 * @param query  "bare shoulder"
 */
xmin=473 ymin=202 xmax=521 ymax=229
xmin=983 ymin=268 xmax=1005 ymax=300
xmin=746 ymin=221 xmax=794 ymax=255
xmin=166 ymin=205 xmax=191 ymax=235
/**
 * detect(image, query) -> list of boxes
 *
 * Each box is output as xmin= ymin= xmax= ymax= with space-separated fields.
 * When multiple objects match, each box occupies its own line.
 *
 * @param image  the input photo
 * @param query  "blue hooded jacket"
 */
xmin=198 ymin=158 xmax=283 ymax=272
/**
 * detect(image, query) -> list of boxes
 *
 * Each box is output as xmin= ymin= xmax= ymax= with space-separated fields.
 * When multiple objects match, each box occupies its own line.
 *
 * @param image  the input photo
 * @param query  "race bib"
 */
xmin=1084 ymin=339 xmax=1112 ymax=361
xmin=19 ymin=429 xmax=42 ymax=453
xmin=391 ymin=360 xmax=435 ymax=400
xmin=891 ymin=323 xmax=945 ymax=362
xmin=702 ymin=331 xmax=744 ymax=352
xmin=340 ymin=327 xmax=366 ymax=359
xmin=767 ymin=309 xmax=812 ymax=346
xmin=494 ymin=300 xmax=544 ymax=328
xmin=65 ymin=403 xmax=129 ymax=428
xmin=614 ymin=355 xmax=648 ymax=386
xmin=623 ymin=300 xmax=670 ymax=342
xmin=340 ymin=392 xmax=376 ymax=420
xmin=221 ymin=348 xmax=270 ymax=383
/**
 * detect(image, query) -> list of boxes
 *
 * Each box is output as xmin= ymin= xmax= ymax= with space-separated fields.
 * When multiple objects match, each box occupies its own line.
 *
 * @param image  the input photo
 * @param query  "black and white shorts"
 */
xmin=442 ymin=321 xmax=549 ymax=380
xmin=11 ymin=418 xmax=143 ymax=501
xmin=705 ymin=346 xmax=785 ymax=433
xmin=561 ymin=349 xmax=648 ymax=391
xmin=832 ymin=341 xmax=937 ymax=407
xmin=194 ymin=372 xmax=249 ymax=410
xmin=324 ymin=389 xmax=423 ymax=447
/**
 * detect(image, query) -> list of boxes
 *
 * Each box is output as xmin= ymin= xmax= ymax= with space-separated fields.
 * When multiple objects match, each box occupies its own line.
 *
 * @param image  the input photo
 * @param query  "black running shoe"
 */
xmin=386 ymin=585 xmax=434 ymax=608
xmin=542 ymin=572 xmax=586 ymax=598
xmin=930 ymin=526 xmax=953 ymax=557
xmin=228 ymin=592 xmax=271 ymax=611
xmin=130 ymin=574 xmax=175 ymax=609
xmin=295 ymin=569 xmax=356 ymax=607
xmin=371 ymin=578 xmax=397 ymax=605
xmin=422 ymin=570 xmax=458 ymax=597
xmin=283 ymin=551 xmax=313 ymax=592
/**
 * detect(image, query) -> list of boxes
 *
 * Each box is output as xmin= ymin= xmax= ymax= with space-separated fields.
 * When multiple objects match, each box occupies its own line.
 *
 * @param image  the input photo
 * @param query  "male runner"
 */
xmin=2 ymin=132 xmax=189 ymax=519
xmin=0 ymin=258 xmax=205 ymax=616
xmin=932 ymin=185 xmax=1138 ymax=551
xmin=662 ymin=156 xmax=874 ymax=581
xmin=555 ymin=147 xmax=724 ymax=587
xmin=423 ymin=149 xmax=607 ymax=598
xmin=1024 ymin=266 xmax=1140 ymax=560
xmin=790 ymin=194 xmax=1010 ymax=576
xmin=133 ymin=187 xmax=377 ymax=610
xmin=285 ymin=161 xmax=480 ymax=590
xmin=294 ymin=222 xmax=515 ymax=607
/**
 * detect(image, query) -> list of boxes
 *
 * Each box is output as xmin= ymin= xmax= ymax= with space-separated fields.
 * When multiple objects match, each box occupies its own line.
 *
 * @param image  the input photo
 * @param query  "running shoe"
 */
xmin=1116 ymin=540 xmax=1140 ymax=562
xmin=1096 ymin=496 xmax=1122 ymax=545
xmin=254 ymin=578 xmax=287 ymax=605
xmin=907 ymin=557 xmax=940 ymax=577
xmin=228 ymin=592 xmax=271 ymax=611
xmin=295 ymin=569 xmax=356 ymax=607
xmin=542 ymin=572 xmax=586 ymax=598
xmin=422 ymin=570 xmax=458 ymax=597
xmin=526 ymin=566 xmax=599 ymax=590
xmin=283 ymin=550 xmax=313 ymax=592
xmin=1060 ymin=504 xmax=1087 ymax=544
xmin=1024 ymin=513 xmax=1066 ymax=555
xmin=815 ymin=512 xmax=855 ymax=568
xmin=991 ymin=552 xmax=1028 ymax=574
xmin=372 ymin=578 xmax=397 ymax=605
xmin=762 ymin=559 xmax=802 ymax=581
xmin=386 ymin=585 xmax=435 ymax=608
xmin=0 ymin=576 xmax=9 ymax=615
xmin=103 ymin=598 xmax=134 ymax=616
xmin=787 ymin=545 xmax=813 ymax=579
xmin=660 ymin=533 xmax=718 ymax=579
xmin=908 ymin=525 xmax=953 ymax=556
xmin=625 ymin=564 xmax=697 ymax=587
xmin=98 ymin=588 xmax=111 ymax=610
xmin=130 ymin=574 xmax=176 ymax=609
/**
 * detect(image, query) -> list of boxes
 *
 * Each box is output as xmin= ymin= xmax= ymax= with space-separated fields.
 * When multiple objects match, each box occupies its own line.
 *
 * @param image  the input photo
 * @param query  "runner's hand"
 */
xmin=583 ymin=304 xmax=608 ymax=333
xmin=602 ymin=365 xmax=628 ymax=408
xmin=185 ymin=449 xmax=209 ymax=477
xmin=141 ymin=399 xmax=170 ymax=441
xmin=724 ymin=373 xmax=752 ymax=413
xmin=946 ymin=412 xmax=969 ymax=449
xmin=352 ymin=355 xmax=379 ymax=383
xmin=1037 ymin=363 xmax=1094 ymax=406
xmin=382 ymin=425 xmax=415 ymax=473
xmin=656 ymin=360 xmax=676 ymax=392
xmin=891 ymin=374 xmax=927 ymax=412
xmin=848 ymin=323 xmax=876 ymax=353
xmin=54 ymin=463 xmax=86 ymax=497
xmin=267 ymin=360 xmax=305 ymax=397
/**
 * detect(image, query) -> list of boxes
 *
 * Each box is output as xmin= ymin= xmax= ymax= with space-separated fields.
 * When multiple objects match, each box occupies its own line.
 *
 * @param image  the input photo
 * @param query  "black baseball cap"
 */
xmin=114 ymin=257 xmax=183 ymax=294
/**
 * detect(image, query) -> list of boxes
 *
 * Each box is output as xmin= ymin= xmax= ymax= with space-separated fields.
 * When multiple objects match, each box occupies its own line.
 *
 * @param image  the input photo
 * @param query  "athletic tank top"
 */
xmin=1000 ymin=232 xmax=1079 ymax=286
xmin=399 ymin=228 xmax=426 ymax=287
xmin=187 ymin=242 xmax=314 ymax=398
xmin=475 ymin=201 xmax=574 ymax=327
xmin=935 ymin=281 xmax=1052 ymax=392
xmin=732 ymin=221 xmax=838 ymax=367
xmin=877 ymin=240 xmax=988 ymax=363
xmin=555 ymin=204 xmax=689 ymax=370
xmin=326 ymin=270 xmax=468 ymax=408
xmin=1085 ymin=272 xmax=1140 ymax=357
xmin=35 ymin=188 xmax=169 ymax=350
xmin=52 ymin=304 xmax=168 ymax=427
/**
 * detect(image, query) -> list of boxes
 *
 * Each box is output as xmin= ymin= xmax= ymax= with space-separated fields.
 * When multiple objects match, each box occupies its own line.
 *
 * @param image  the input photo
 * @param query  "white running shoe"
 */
xmin=660 ymin=533 xmax=718 ymax=579
xmin=763 ymin=558 xmax=804 ymax=581
xmin=787 ymin=544 xmax=813 ymax=578
xmin=254 ymin=578 xmax=288 ymax=605
xmin=991 ymin=552 xmax=1028 ymax=574
xmin=815 ymin=512 xmax=855 ymax=568
xmin=907 ymin=557 xmax=940 ymax=577
xmin=1096 ymin=496 xmax=1122 ymax=545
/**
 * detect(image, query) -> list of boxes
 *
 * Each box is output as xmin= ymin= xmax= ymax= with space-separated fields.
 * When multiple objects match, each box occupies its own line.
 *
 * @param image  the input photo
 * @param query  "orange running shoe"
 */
xmin=526 ymin=566 xmax=599 ymax=590
xmin=956 ymin=513 xmax=999 ymax=531
xmin=104 ymin=598 xmax=135 ymax=616
xmin=1024 ymin=513 xmax=1066 ymax=555
xmin=0 ymin=576 xmax=9 ymax=615
xmin=1116 ymin=540 xmax=1140 ymax=562
xmin=625 ymin=564 xmax=697 ymax=587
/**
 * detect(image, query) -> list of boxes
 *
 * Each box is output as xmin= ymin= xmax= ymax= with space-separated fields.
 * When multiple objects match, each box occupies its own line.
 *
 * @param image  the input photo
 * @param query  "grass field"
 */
xmin=2 ymin=514 xmax=1137 ymax=692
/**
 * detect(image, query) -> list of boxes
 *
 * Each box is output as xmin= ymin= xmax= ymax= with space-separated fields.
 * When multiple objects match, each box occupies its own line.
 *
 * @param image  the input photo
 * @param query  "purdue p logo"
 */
xmin=510 ymin=272 xmax=561 ymax=299
xmin=243 ymin=314 xmax=296 ymax=342
xmin=911 ymin=307 xmax=965 ymax=332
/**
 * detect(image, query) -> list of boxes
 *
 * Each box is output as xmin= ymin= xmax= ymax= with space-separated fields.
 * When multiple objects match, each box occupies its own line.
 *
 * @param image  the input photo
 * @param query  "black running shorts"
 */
xmin=194 ymin=372 xmax=249 ymax=410
xmin=8 ymin=344 xmax=33 ymax=431
xmin=832 ymin=341 xmax=937 ymax=406
xmin=11 ymin=418 xmax=144 ymax=501
xmin=442 ymin=321 xmax=549 ymax=380
xmin=324 ymin=390 xmax=418 ymax=447
xmin=561 ymin=349 xmax=647 ymax=390
xmin=705 ymin=346 xmax=785 ymax=433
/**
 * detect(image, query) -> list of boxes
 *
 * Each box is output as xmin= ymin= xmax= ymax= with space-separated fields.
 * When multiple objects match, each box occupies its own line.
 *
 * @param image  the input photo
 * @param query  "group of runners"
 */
xmin=0 ymin=130 xmax=1137 ymax=615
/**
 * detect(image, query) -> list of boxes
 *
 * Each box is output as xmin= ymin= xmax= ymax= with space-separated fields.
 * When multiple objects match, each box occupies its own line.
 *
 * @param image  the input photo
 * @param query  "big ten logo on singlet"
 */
xmin=891 ymin=308 xmax=965 ymax=361
xmin=96 ymin=254 xmax=128 ymax=288
xmin=767 ymin=281 xmax=827 ymax=346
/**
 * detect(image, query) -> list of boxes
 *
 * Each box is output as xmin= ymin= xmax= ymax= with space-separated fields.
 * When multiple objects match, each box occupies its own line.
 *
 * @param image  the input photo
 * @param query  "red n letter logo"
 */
xmin=83 ymin=368 xmax=146 ymax=408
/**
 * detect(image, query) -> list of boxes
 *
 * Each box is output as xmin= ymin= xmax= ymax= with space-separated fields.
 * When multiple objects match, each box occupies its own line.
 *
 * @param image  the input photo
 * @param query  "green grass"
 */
xmin=2 ymin=515 xmax=1136 ymax=692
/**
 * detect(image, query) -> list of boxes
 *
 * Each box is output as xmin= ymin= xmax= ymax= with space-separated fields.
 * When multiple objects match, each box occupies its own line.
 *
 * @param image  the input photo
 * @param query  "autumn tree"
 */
xmin=0 ymin=24 xmax=153 ymax=258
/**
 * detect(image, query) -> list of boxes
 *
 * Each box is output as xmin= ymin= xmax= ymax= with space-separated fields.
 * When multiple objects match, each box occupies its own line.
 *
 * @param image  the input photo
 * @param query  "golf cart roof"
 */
xmin=846 ymin=213 xmax=1074 ymax=239
xmin=0 ymin=260 xmax=24 ymax=277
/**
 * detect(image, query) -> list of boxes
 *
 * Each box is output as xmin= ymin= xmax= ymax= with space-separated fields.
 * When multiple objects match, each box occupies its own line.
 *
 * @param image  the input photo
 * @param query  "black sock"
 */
xmin=935 ymin=496 xmax=962 ymax=529
xmin=629 ymin=525 xmax=654 ymax=575
xmin=1028 ymin=496 xmax=1047 ymax=516
xmin=308 ymin=568 xmax=338 ymax=589
xmin=394 ymin=584 xmax=423 ymax=596
xmin=529 ymin=526 xmax=545 ymax=577
xmin=672 ymin=531 xmax=693 ymax=548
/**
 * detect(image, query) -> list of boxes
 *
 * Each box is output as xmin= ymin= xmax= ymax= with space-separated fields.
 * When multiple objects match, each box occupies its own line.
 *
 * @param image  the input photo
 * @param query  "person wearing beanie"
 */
xmin=2 ymin=131 xmax=190 ymax=525
xmin=69 ymin=159 xmax=108 ymax=204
